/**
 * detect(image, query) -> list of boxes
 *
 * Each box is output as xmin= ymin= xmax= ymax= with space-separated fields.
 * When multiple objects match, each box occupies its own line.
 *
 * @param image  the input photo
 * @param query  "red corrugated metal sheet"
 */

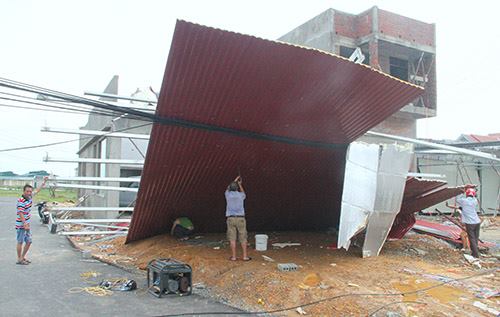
xmin=413 ymin=219 xmax=494 ymax=248
xmin=126 ymin=21 xmax=424 ymax=243
xmin=389 ymin=178 xmax=463 ymax=239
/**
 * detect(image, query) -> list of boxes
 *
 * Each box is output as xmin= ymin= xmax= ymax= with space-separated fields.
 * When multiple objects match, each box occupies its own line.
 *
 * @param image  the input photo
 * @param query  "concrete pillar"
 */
xmin=369 ymin=6 xmax=380 ymax=68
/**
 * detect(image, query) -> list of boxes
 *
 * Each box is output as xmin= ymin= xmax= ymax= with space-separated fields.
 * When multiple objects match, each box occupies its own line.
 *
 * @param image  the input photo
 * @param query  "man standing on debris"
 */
xmin=225 ymin=176 xmax=250 ymax=261
xmin=16 ymin=177 xmax=47 ymax=265
xmin=456 ymin=186 xmax=481 ymax=258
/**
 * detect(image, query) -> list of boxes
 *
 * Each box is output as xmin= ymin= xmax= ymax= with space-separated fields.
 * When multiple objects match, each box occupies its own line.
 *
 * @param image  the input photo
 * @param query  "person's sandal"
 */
xmin=242 ymin=257 xmax=252 ymax=261
xmin=16 ymin=260 xmax=29 ymax=265
xmin=23 ymin=259 xmax=31 ymax=263
xmin=229 ymin=257 xmax=237 ymax=261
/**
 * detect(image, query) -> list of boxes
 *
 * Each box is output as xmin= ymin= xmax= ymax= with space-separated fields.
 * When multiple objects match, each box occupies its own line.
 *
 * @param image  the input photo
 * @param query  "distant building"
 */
xmin=0 ymin=171 xmax=18 ymax=177
xmin=279 ymin=6 xmax=436 ymax=138
xmin=417 ymin=133 xmax=500 ymax=214
xmin=77 ymin=76 xmax=153 ymax=215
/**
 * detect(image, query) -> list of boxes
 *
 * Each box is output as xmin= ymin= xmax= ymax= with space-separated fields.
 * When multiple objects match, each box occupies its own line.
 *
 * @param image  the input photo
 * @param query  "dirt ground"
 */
xmin=71 ymin=231 xmax=499 ymax=316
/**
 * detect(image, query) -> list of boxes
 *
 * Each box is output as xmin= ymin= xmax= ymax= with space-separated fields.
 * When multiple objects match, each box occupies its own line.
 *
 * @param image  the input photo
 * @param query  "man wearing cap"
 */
xmin=456 ymin=186 xmax=481 ymax=258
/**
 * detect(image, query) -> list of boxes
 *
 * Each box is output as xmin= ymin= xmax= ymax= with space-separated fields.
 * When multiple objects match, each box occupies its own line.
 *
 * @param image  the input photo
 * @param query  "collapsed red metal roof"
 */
xmin=126 ymin=20 xmax=423 ymax=243
xmin=389 ymin=177 xmax=463 ymax=239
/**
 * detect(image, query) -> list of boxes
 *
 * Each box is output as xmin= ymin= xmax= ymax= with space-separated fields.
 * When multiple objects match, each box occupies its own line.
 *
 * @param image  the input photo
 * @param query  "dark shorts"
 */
xmin=173 ymin=225 xmax=193 ymax=238
xmin=16 ymin=229 xmax=32 ymax=244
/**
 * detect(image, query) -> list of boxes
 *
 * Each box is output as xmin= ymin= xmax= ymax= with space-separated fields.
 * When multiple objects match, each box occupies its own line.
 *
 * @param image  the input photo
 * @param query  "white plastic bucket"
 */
xmin=255 ymin=234 xmax=268 ymax=251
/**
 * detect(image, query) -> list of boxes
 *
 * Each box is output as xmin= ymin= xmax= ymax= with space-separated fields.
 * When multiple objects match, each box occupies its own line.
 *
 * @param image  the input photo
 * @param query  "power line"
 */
xmin=0 ymin=92 xmax=124 ymax=118
xmin=0 ymin=77 xmax=154 ymax=122
xmin=0 ymin=102 xmax=91 ymax=115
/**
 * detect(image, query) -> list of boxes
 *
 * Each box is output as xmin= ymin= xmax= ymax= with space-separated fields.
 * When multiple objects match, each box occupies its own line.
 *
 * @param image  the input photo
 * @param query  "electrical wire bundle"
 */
xmin=0 ymin=77 xmax=156 ymax=153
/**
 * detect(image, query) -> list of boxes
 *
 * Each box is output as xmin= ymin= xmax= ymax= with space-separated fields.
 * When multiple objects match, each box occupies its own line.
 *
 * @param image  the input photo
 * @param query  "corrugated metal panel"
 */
xmin=388 ymin=178 xmax=462 ymax=239
xmin=126 ymin=21 xmax=424 ymax=243
xmin=401 ymin=187 xmax=463 ymax=214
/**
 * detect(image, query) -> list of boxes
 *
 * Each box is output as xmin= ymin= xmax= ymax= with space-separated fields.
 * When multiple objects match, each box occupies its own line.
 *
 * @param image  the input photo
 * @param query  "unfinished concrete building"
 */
xmin=279 ymin=6 xmax=436 ymax=138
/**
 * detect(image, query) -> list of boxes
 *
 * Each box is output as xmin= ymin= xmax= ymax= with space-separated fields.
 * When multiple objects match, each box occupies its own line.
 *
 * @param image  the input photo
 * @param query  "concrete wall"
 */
xmin=278 ymin=7 xmax=437 ymax=139
xmin=279 ymin=9 xmax=336 ymax=53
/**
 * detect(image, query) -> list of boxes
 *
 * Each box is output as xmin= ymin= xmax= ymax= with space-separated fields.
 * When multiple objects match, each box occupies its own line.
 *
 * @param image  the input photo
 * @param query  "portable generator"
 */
xmin=147 ymin=258 xmax=192 ymax=297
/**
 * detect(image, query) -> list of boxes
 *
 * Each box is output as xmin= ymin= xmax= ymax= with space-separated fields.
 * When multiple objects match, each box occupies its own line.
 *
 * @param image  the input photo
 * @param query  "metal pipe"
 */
xmin=66 ymin=223 xmax=129 ymax=230
xmin=48 ymin=176 xmax=140 ymax=183
xmin=42 ymin=127 xmax=150 ymax=140
xmin=55 ymin=219 xmax=132 ymax=223
xmin=407 ymin=172 xmax=445 ymax=178
xmin=84 ymin=91 xmax=157 ymax=104
xmin=48 ymin=207 xmax=134 ymax=212
xmin=366 ymin=131 xmax=500 ymax=162
xmin=44 ymin=156 xmax=144 ymax=165
xmin=59 ymin=231 xmax=128 ymax=236
xmin=53 ymin=183 xmax=138 ymax=192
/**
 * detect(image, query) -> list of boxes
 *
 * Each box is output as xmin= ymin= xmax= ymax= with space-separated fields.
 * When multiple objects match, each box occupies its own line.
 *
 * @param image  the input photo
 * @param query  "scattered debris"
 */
xmin=473 ymin=301 xmax=500 ymax=316
xmin=409 ymin=247 xmax=428 ymax=256
xmin=296 ymin=307 xmax=307 ymax=315
xmin=474 ymin=288 xmax=500 ymax=299
xmin=80 ymin=271 xmax=100 ymax=279
xmin=213 ymin=246 xmax=220 ymax=250
xmin=385 ymin=312 xmax=402 ymax=317
xmin=277 ymin=263 xmax=298 ymax=272
xmin=193 ymin=283 xmax=206 ymax=290
xmin=272 ymin=243 xmax=301 ymax=249
xmin=71 ymin=231 xmax=499 ymax=316
xmin=463 ymin=254 xmax=482 ymax=269
xmin=261 ymin=255 xmax=275 ymax=262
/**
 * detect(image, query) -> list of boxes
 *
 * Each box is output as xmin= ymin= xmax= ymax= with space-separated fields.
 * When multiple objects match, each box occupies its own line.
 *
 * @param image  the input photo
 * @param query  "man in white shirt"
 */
xmin=456 ymin=187 xmax=481 ymax=258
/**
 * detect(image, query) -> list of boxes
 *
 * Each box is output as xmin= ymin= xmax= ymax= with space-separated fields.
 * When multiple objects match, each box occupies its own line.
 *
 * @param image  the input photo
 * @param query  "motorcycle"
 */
xmin=36 ymin=201 xmax=49 ymax=224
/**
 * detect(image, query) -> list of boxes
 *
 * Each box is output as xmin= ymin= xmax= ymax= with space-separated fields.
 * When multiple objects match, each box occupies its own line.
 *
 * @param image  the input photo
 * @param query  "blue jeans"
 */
xmin=16 ymin=229 xmax=32 ymax=244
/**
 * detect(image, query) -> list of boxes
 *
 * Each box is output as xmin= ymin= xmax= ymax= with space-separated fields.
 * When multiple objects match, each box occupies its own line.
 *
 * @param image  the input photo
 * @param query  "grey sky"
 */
xmin=1 ymin=0 xmax=499 ymax=176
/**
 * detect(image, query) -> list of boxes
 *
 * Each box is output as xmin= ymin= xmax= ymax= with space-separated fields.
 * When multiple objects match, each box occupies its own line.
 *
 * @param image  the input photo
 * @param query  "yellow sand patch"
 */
xmin=393 ymin=277 xmax=466 ymax=304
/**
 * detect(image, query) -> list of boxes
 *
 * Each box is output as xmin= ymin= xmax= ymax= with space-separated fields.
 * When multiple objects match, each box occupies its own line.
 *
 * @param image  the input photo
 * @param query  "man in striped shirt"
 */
xmin=16 ymin=178 xmax=47 ymax=265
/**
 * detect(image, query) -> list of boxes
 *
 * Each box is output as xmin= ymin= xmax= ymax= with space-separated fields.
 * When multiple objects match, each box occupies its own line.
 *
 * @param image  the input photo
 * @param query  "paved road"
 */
xmin=0 ymin=197 xmax=240 ymax=316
